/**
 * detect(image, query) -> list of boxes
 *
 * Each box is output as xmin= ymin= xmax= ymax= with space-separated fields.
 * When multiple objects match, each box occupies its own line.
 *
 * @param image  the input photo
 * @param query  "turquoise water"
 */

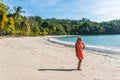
xmin=57 ymin=35 xmax=120 ymax=49
xmin=54 ymin=35 xmax=120 ymax=55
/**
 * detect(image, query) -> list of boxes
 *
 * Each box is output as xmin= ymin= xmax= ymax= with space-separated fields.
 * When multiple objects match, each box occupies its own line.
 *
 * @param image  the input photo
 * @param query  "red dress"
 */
xmin=75 ymin=42 xmax=84 ymax=60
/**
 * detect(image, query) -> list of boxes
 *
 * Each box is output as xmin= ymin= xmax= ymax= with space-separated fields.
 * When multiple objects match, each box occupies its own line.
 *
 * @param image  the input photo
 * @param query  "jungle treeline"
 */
xmin=1 ymin=1 xmax=120 ymax=36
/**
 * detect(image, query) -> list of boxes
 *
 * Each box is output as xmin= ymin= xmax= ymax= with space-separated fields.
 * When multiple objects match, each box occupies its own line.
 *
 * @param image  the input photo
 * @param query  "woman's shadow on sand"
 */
xmin=38 ymin=69 xmax=77 ymax=71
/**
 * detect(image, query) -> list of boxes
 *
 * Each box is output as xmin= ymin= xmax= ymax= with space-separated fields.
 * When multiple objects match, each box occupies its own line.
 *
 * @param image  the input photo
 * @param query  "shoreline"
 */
xmin=0 ymin=36 xmax=120 ymax=80
xmin=48 ymin=36 xmax=120 ymax=56
xmin=0 ymin=35 xmax=120 ymax=59
xmin=0 ymin=35 xmax=119 ymax=59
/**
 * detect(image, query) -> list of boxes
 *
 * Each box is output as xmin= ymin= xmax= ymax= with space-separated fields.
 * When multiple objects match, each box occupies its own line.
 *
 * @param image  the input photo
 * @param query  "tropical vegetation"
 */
xmin=1 ymin=1 xmax=120 ymax=36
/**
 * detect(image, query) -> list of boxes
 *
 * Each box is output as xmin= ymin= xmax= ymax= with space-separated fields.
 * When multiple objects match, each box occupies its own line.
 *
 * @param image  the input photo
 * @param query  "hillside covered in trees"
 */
xmin=1 ymin=1 xmax=120 ymax=36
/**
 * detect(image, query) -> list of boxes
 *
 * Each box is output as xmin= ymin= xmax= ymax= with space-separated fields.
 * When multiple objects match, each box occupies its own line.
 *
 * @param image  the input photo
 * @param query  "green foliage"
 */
xmin=3 ymin=17 xmax=15 ymax=35
xmin=0 ymin=2 xmax=8 ymax=35
xmin=21 ymin=19 xmax=30 ymax=36
xmin=1 ymin=2 xmax=120 ymax=36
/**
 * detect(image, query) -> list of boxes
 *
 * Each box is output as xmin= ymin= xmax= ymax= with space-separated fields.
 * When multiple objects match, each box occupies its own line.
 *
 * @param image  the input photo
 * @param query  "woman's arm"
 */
xmin=75 ymin=43 xmax=78 ymax=56
xmin=82 ymin=43 xmax=85 ymax=49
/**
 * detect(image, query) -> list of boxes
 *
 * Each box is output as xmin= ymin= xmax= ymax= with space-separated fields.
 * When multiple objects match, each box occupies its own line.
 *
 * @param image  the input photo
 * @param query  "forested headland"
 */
xmin=1 ymin=1 xmax=120 ymax=36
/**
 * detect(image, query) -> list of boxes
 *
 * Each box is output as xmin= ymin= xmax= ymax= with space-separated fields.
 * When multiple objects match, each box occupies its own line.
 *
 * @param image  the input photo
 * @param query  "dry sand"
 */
xmin=0 ymin=36 xmax=120 ymax=80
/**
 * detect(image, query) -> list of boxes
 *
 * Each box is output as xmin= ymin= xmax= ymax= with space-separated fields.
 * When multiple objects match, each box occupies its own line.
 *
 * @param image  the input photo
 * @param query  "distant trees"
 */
xmin=13 ymin=6 xmax=25 ymax=31
xmin=0 ymin=2 xmax=8 ymax=35
xmin=100 ymin=21 xmax=119 ymax=34
xmin=1 ymin=1 xmax=120 ymax=36
xmin=3 ymin=17 xmax=15 ymax=35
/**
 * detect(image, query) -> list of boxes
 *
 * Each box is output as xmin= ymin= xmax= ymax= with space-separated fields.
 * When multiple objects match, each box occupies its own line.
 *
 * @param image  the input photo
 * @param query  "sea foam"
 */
xmin=48 ymin=37 xmax=120 ymax=55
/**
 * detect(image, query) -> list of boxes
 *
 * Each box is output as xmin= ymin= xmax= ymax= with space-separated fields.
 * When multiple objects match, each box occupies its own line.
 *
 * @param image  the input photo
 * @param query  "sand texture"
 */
xmin=0 ymin=36 xmax=120 ymax=80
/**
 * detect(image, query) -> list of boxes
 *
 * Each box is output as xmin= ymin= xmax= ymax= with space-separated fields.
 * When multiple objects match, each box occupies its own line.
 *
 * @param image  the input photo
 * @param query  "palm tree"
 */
xmin=13 ymin=6 xmax=25 ymax=30
xmin=13 ymin=6 xmax=25 ymax=19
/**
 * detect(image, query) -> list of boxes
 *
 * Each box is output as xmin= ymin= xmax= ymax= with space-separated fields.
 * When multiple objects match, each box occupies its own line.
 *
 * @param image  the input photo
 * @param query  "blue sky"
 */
xmin=3 ymin=0 xmax=120 ymax=22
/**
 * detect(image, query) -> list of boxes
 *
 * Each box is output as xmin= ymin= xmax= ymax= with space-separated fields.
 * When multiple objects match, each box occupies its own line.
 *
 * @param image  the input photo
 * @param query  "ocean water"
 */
xmin=49 ymin=35 xmax=120 ymax=55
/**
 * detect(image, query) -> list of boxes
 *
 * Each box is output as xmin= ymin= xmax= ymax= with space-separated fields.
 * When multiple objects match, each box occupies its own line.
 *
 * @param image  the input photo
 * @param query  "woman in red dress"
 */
xmin=75 ymin=37 xmax=85 ymax=70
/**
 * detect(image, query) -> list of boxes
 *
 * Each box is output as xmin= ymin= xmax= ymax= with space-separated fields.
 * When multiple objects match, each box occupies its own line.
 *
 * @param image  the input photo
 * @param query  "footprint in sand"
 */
xmin=93 ymin=78 xmax=100 ymax=80
xmin=48 ymin=55 xmax=51 ymax=57
xmin=111 ymin=75 xmax=116 ymax=77
xmin=80 ymin=73 xmax=85 ymax=76
xmin=46 ymin=60 xmax=49 ymax=63
xmin=54 ymin=56 xmax=58 ymax=59
xmin=40 ymin=65 xmax=43 ymax=67
xmin=117 ymin=66 xmax=120 ymax=68
xmin=60 ymin=65 xmax=64 ymax=68
xmin=53 ymin=63 xmax=57 ymax=65
xmin=41 ymin=52 xmax=44 ymax=54
xmin=103 ymin=71 xmax=107 ymax=73
xmin=30 ymin=52 xmax=34 ymax=55
xmin=101 ymin=62 xmax=103 ymax=64
xmin=0 ymin=64 xmax=8 ymax=69
xmin=91 ymin=68 xmax=95 ymax=70
xmin=90 ymin=59 xmax=92 ymax=61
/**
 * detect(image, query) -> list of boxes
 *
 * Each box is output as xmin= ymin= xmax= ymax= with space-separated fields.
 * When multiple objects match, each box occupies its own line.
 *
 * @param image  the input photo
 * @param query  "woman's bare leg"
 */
xmin=77 ymin=60 xmax=82 ymax=70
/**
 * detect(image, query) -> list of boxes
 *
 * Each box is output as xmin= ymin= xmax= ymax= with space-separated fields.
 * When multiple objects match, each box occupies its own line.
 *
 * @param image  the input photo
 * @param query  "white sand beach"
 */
xmin=0 ymin=36 xmax=120 ymax=80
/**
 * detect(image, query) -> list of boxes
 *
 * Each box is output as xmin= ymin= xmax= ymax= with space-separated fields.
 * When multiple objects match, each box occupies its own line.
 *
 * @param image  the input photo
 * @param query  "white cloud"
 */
xmin=4 ymin=0 xmax=120 ymax=22
xmin=70 ymin=0 xmax=120 ymax=22
xmin=88 ymin=0 xmax=120 ymax=21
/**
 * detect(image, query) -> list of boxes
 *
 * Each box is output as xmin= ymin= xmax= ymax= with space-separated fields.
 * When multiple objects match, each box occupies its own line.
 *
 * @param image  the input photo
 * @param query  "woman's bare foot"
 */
xmin=77 ymin=68 xmax=82 ymax=71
